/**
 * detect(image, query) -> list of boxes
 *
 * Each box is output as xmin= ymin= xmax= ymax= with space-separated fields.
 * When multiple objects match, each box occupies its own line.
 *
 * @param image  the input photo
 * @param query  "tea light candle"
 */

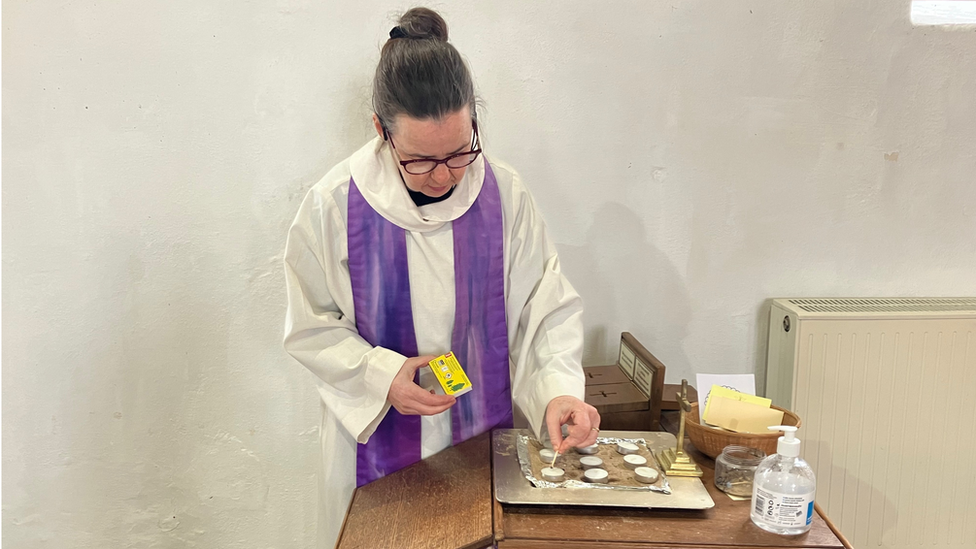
xmin=634 ymin=466 xmax=659 ymax=484
xmin=616 ymin=441 xmax=639 ymax=455
xmin=539 ymin=448 xmax=556 ymax=462
xmin=583 ymin=468 xmax=609 ymax=483
xmin=623 ymin=454 xmax=648 ymax=470
xmin=579 ymin=456 xmax=603 ymax=470
xmin=576 ymin=443 xmax=599 ymax=455
xmin=541 ymin=466 xmax=565 ymax=482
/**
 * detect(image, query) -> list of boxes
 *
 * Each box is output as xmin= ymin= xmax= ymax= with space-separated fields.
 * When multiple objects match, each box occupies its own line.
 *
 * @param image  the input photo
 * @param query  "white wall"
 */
xmin=3 ymin=1 xmax=974 ymax=547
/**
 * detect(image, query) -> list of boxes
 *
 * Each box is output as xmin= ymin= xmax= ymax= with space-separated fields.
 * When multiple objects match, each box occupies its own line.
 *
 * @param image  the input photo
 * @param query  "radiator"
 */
xmin=765 ymin=298 xmax=976 ymax=549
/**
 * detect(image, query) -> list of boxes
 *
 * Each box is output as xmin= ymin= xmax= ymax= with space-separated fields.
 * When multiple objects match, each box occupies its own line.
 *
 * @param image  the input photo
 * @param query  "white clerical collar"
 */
xmin=348 ymin=136 xmax=485 ymax=233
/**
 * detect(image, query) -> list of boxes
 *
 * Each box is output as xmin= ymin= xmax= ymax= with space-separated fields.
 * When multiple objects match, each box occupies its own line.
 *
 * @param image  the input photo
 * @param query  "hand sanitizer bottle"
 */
xmin=750 ymin=426 xmax=816 ymax=535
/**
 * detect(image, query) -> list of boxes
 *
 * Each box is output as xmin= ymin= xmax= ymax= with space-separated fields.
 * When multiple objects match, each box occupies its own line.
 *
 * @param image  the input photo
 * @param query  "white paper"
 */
xmin=695 ymin=374 xmax=757 ymax=422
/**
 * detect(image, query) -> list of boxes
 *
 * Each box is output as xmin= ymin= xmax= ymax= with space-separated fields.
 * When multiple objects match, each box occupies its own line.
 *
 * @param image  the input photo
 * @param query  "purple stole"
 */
xmin=347 ymin=160 xmax=513 ymax=487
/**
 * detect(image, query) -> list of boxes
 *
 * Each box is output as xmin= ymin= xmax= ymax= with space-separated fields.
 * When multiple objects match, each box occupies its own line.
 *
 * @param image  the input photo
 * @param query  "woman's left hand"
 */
xmin=544 ymin=395 xmax=601 ymax=454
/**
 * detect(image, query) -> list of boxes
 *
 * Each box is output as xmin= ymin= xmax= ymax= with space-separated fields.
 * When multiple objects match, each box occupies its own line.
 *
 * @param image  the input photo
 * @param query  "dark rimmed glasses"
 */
xmin=386 ymin=121 xmax=482 ymax=175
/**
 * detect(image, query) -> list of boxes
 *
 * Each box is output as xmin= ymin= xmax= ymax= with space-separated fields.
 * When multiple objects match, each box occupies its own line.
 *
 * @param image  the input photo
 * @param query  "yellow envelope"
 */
xmin=705 ymin=396 xmax=784 ymax=434
xmin=703 ymin=385 xmax=772 ymax=425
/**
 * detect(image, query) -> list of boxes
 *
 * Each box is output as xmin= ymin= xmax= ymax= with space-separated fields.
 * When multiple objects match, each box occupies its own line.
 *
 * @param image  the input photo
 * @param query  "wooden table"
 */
xmin=338 ymin=422 xmax=851 ymax=549
xmin=495 ymin=413 xmax=851 ymax=548
xmin=337 ymin=432 xmax=494 ymax=549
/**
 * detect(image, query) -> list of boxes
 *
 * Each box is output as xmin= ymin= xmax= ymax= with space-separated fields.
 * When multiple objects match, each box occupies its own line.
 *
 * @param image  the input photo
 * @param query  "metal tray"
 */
xmin=493 ymin=429 xmax=714 ymax=510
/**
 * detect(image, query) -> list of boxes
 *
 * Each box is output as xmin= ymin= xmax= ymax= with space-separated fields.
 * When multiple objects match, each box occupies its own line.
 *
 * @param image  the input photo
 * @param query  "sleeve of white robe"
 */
xmin=506 ymin=170 xmax=587 ymax=442
xmin=283 ymin=185 xmax=404 ymax=444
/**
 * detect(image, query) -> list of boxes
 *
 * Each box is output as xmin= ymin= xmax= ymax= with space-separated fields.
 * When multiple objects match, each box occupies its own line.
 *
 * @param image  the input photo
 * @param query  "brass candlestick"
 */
xmin=655 ymin=379 xmax=703 ymax=477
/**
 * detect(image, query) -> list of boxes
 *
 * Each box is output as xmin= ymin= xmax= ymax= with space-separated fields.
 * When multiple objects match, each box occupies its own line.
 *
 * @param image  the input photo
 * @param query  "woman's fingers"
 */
xmin=389 ymin=369 xmax=456 ymax=415
xmin=407 ymin=400 xmax=456 ymax=416
xmin=545 ymin=396 xmax=603 ymax=453
xmin=405 ymin=382 xmax=456 ymax=409
xmin=402 ymin=355 xmax=438 ymax=377
xmin=560 ymin=414 xmax=593 ymax=449
xmin=545 ymin=395 xmax=579 ymax=453
xmin=562 ymin=407 xmax=601 ymax=449
xmin=545 ymin=414 xmax=566 ymax=455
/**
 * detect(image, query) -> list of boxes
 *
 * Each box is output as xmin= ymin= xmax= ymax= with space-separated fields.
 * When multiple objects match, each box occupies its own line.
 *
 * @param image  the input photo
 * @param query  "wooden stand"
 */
xmin=583 ymin=332 xmax=665 ymax=431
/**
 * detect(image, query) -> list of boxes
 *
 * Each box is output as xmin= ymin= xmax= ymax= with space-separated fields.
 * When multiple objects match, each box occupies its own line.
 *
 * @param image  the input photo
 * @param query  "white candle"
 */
xmin=635 ymin=466 xmax=659 ymax=484
xmin=541 ymin=466 xmax=565 ymax=482
xmin=616 ymin=441 xmax=639 ymax=455
xmin=623 ymin=454 xmax=648 ymax=470
xmin=579 ymin=456 xmax=603 ymax=470
xmin=583 ymin=468 xmax=609 ymax=484
xmin=539 ymin=448 xmax=556 ymax=462
xmin=575 ymin=443 xmax=599 ymax=455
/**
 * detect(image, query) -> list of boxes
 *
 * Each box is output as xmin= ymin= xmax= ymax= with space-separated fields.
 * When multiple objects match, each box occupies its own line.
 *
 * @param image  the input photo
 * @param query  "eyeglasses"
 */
xmin=386 ymin=121 xmax=482 ymax=175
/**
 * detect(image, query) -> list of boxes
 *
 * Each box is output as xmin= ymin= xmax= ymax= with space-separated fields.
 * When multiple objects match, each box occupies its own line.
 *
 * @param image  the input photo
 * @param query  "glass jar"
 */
xmin=714 ymin=445 xmax=765 ymax=497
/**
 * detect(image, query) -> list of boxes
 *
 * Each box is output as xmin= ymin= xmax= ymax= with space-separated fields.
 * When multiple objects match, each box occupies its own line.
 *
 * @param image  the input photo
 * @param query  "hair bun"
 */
xmin=397 ymin=7 xmax=449 ymax=41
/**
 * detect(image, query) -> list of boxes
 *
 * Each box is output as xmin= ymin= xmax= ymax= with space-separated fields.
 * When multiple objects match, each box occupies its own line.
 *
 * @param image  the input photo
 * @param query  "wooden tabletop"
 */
xmin=337 ymin=420 xmax=851 ymax=549
xmin=494 ymin=412 xmax=850 ymax=549
xmin=337 ymin=432 xmax=494 ymax=549
xmin=495 ymin=456 xmax=846 ymax=548
xmin=493 ymin=415 xmax=850 ymax=549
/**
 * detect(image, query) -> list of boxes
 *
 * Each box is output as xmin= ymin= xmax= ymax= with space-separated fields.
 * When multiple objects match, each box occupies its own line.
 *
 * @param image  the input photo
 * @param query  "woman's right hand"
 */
xmin=387 ymin=355 xmax=457 ymax=415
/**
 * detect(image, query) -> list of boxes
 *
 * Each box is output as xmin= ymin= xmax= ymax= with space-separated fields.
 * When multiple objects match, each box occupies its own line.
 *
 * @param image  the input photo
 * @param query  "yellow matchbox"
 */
xmin=428 ymin=352 xmax=473 ymax=397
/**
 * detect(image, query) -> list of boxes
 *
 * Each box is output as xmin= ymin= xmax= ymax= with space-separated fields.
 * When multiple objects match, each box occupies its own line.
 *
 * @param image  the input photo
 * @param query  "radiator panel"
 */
xmin=768 ymin=299 xmax=976 ymax=548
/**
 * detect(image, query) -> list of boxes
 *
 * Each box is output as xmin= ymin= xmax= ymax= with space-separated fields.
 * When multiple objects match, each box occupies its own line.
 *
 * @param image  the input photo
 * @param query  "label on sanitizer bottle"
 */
xmin=752 ymin=487 xmax=815 ymax=528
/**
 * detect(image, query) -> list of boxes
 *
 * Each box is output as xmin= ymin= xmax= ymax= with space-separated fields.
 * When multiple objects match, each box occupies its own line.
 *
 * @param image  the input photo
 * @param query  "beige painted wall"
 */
xmin=3 ymin=1 xmax=974 ymax=547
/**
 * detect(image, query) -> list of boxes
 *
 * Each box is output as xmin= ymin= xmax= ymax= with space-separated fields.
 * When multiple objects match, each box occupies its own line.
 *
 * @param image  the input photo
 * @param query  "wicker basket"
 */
xmin=684 ymin=403 xmax=801 ymax=460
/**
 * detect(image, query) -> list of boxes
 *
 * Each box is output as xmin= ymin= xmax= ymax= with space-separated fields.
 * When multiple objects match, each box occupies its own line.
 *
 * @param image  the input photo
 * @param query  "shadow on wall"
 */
xmin=559 ymin=202 xmax=694 ymax=381
xmin=753 ymin=301 xmax=773 ymax=396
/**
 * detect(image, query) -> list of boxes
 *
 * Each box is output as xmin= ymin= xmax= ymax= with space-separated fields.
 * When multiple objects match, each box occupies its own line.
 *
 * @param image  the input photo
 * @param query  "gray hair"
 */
xmin=373 ymin=7 xmax=477 ymax=133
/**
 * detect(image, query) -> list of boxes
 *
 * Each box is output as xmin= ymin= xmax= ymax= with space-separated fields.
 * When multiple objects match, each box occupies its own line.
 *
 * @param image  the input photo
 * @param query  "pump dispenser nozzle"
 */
xmin=768 ymin=425 xmax=800 ymax=457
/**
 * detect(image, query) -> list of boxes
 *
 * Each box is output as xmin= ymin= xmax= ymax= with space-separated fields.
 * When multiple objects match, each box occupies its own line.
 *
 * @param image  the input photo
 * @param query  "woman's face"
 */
xmin=376 ymin=107 xmax=474 ymax=198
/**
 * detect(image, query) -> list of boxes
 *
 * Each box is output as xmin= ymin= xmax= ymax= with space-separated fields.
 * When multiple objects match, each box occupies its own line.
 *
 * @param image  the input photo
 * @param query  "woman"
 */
xmin=283 ymin=7 xmax=600 ymax=547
